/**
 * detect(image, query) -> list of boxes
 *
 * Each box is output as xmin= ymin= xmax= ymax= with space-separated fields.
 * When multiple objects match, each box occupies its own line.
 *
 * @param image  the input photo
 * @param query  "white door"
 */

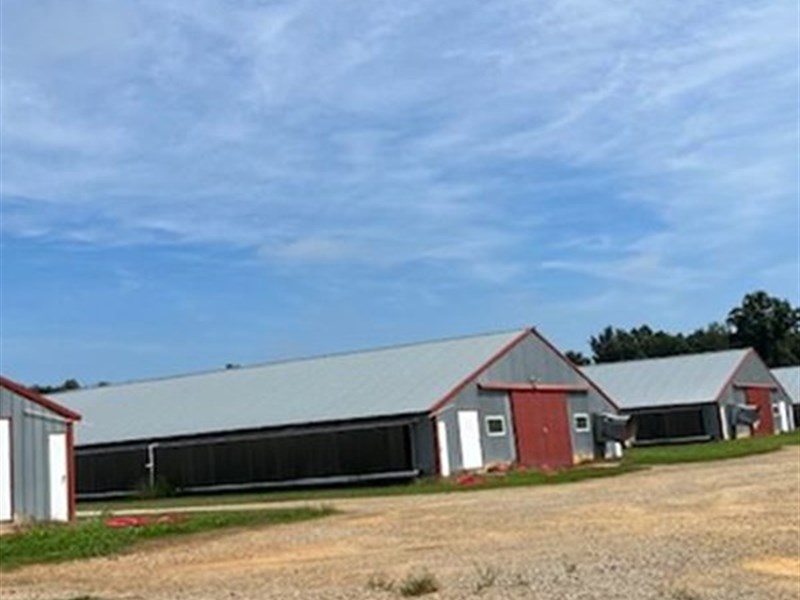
xmin=457 ymin=410 xmax=483 ymax=470
xmin=778 ymin=402 xmax=789 ymax=432
xmin=436 ymin=420 xmax=451 ymax=477
xmin=0 ymin=420 xmax=11 ymax=522
xmin=49 ymin=433 xmax=69 ymax=522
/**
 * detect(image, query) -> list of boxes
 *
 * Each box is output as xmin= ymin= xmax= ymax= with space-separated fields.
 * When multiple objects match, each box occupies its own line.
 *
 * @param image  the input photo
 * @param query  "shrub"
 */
xmin=399 ymin=570 xmax=439 ymax=597
xmin=135 ymin=476 xmax=175 ymax=499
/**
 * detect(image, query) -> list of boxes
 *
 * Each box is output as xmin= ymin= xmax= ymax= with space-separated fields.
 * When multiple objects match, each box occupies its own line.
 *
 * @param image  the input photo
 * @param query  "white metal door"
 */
xmin=457 ymin=410 xmax=483 ymax=470
xmin=0 ymin=420 xmax=11 ymax=522
xmin=778 ymin=402 xmax=789 ymax=432
xmin=436 ymin=420 xmax=451 ymax=477
xmin=49 ymin=433 xmax=68 ymax=522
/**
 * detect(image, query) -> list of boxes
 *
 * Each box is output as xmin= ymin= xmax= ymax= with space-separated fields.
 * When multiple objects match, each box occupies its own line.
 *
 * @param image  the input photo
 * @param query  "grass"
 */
xmin=81 ymin=464 xmax=641 ymax=513
xmin=398 ymin=570 xmax=439 ymax=597
xmin=624 ymin=430 xmax=800 ymax=466
xmin=78 ymin=430 xmax=800 ymax=514
xmin=0 ymin=505 xmax=333 ymax=571
xmin=366 ymin=569 xmax=440 ymax=597
xmin=472 ymin=564 xmax=499 ymax=593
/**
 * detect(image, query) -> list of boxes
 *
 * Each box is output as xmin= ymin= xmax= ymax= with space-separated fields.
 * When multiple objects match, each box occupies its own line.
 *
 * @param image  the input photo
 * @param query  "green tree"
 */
xmin=589 ymin=326 xmax=646 ymax=363
xmin=31 ymin=379 xmax=82 ymax=394
xmin=564 ymin=350 xmax=591 ymax=366
xmin=727 ymin=291 xmax=800 ymax=367
xmin=589 ymin=322 xmax=732 ymax=363
xmin=686 ymin=322 xmax=730 ymax=353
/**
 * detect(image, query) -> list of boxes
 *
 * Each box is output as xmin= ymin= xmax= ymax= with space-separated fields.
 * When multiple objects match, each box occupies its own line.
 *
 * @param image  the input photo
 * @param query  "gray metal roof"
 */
xmin=582 ymin=349 xmax=750 ymax=410
xmin=59 ymin=329 xmax=525 ymax=446
xmin=772 ymin=366 xmax=800 ymax=404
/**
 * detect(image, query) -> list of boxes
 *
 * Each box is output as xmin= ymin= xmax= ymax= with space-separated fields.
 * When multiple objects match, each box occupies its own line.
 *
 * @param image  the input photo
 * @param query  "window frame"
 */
xmin=573 ymin=412 xmax=591 ymax=433
xmin=484 ymin=415 xmax=507 ymax=437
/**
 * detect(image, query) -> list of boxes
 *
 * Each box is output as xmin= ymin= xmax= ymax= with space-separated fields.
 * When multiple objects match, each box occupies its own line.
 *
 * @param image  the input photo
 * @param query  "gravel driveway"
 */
xmin=2 ymin=447 xmax=798 ymax=600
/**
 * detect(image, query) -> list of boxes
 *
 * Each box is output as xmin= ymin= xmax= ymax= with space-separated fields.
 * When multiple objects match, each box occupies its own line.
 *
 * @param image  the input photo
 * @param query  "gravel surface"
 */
xmin=2 ymin=447 xmax=798 ymax=600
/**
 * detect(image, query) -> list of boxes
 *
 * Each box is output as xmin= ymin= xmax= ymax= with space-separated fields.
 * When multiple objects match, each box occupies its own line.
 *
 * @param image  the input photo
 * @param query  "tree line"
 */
xmin=566 ymin=290 xmax=800 ymax=368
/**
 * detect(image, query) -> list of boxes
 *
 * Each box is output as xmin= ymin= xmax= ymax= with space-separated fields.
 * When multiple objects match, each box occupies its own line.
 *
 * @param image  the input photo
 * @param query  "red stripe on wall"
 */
xmin=66 ymin=423 xmax=76 ymax=522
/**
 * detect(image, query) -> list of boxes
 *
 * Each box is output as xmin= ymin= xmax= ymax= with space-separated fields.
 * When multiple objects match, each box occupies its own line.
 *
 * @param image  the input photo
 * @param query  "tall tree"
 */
xmin=686 ymin=322 xmax=730 ymax=353
xmin=727 ymin=291 xmax=800 ymax=367
xmin=589 ymin=326 xmax=646 ymax=363
xmin=588 ymin=322 xmax=735 ymax=363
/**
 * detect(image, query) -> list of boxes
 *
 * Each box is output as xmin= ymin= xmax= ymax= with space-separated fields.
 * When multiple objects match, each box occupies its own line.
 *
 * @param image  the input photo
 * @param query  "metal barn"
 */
xmin=772 ymin=366 xmax=800 ymax=427
xmin=60 ymin=328 xmax=628 ymax=499
xmin=0 ymin=377 xmax=82 ymax=522
xmin=583 ymin=349 xmax=796 ymax=445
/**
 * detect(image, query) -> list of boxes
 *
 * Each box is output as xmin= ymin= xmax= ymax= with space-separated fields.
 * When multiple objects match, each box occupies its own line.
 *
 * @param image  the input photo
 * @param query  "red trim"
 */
xmin=66 ymin=423 xmax=76 ymax=522
xmin=712 ymin=349 xmax=754 ymax=404
xmin=479 ymin=381 xmax=590 ymax=393
xmin=733 ymin=382 xmax=778 ymax=390
xmin=529 ymin=329 xmax=622 ymax=411
xmin=428 ymin=329 xmax=531 ymax=414
xmin=0 ymin=376 xmax=81 ymax=421
xmin=0 ymin=417 xmax=13 ymax=522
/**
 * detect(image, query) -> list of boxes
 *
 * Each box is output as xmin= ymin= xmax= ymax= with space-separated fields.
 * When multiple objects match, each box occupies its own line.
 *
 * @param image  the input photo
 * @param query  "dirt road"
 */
xmin=2 ymin=448 xmax=799 ymax=599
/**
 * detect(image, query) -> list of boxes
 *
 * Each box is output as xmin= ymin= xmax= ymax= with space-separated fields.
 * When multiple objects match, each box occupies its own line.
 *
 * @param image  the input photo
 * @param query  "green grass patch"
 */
xmin=0 ymin=506 xmax=333 ymax=571
xmin=624 ymin=430 xmax=800 ymax=466
xmin=81 ymin=464 xmax=640 ymax=514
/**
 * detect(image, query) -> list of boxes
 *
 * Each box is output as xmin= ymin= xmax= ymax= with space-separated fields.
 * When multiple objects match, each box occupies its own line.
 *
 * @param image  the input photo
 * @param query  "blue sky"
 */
xmin=2 ymin=0 xmax=798 ymax=386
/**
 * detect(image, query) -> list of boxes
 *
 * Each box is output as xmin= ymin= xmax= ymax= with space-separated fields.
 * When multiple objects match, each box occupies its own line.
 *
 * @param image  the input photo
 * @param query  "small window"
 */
xmin=573 ymin=413 xmax=591 ymax=433
xmin=485 ymin=416 xmax=506 ymax=436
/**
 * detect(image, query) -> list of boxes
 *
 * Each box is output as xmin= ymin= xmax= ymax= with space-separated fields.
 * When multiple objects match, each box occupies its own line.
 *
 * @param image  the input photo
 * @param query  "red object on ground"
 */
xmin=455 ymin=473 xmax=485 ymax=486
xmin=104 ymin=514 xmax=184 ymax=528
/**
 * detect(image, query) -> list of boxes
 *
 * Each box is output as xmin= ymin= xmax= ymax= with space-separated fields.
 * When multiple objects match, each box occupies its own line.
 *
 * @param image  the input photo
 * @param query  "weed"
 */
xmin=472 ymin=564 xmax=499 ymax=593
xmin=563 ymin=562 xmax=578 ymax=576
xmin=399 ymin=569 xmax=439 ymax=597
xmin=135 ymin=476 xmax=175 ymax=500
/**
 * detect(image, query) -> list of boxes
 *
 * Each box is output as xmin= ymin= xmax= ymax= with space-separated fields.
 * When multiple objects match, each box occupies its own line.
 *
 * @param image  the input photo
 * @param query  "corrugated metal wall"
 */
xmin=0 ymin=387 xmax=70 ymax=521
xmin=77 ymin=414 xmax=432 ymax=498
xmin=77 ymin=444 xmax=149 ymax=496
xmin=625 ymin=403 xmax=719 ymax=444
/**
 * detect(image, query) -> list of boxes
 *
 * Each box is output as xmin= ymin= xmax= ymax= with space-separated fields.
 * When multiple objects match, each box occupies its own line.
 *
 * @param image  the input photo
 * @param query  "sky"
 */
xmin=1 ymin=0 xmax=798 ymax=386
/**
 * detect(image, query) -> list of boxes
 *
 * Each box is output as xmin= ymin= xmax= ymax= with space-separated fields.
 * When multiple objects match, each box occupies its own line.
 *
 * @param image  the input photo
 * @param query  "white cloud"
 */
xmin=1 ymin=0 xmax=797 ymax=297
